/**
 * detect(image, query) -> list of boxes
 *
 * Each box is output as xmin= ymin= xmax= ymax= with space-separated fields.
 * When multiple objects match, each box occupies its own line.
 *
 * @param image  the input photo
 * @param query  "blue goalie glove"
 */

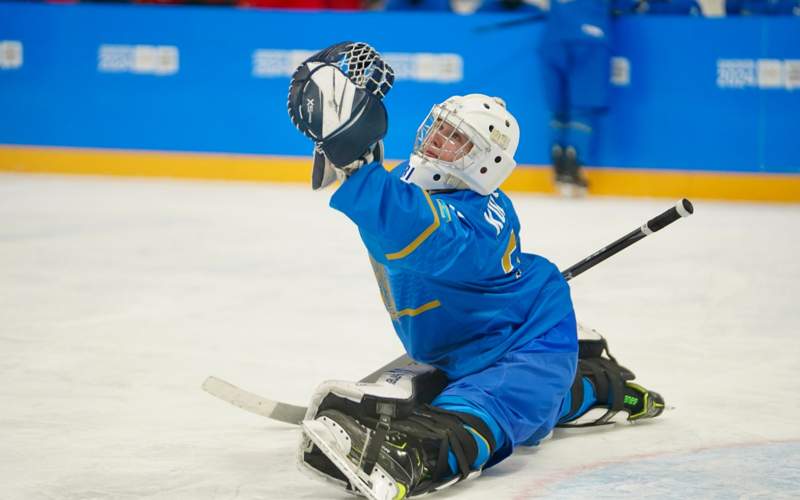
xmin=287 ymin=42 xmax=394 ymax=189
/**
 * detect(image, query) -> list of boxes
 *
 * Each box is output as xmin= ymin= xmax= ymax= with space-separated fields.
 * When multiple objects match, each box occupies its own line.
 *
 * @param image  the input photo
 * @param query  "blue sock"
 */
xmin=432 ymin=399 xmax=505 ymax=474
xmin=558 ymin=376 xmax=598 ymax=423
xmin=549 ymin=113 xmax=568 ymax=149
xmin=565 ymin=108 xmax=599 ymax=163
xmin=446 ymin=426 xmax=491 ymax=474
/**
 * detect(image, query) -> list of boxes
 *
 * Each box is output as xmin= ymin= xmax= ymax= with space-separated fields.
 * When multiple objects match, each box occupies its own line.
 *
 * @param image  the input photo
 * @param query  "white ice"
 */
xmin=1 ymin=173 xmax=798 ymax=499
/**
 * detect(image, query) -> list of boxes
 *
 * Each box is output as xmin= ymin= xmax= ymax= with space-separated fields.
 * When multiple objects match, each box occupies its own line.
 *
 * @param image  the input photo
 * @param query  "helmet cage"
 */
xmin=412 ymin=104 xmax=491 ymax=172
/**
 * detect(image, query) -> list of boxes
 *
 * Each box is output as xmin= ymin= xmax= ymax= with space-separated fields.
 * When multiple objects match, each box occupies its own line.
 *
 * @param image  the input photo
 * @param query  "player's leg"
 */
xmin=557 ymin=325 xmax=666 ymax=427
xmin=433 ymin=311 xmax=579 ymax=466
xmin=538 ymin=42 xmax=571 ymax=186
xmin=561 ymin=42 xmax=612 ymax=195
xmin=298 ymin=364 xmax=498 ymax=498
xmin=298 ymin=314 xmax=578 ymax=498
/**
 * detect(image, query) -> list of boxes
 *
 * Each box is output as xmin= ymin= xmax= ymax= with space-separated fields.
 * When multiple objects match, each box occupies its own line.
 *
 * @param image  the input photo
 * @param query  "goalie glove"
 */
xmin=307 ymin=41 xmax=394 ymax=99
xmin=288 ymin=42 xmax=394 ymax=190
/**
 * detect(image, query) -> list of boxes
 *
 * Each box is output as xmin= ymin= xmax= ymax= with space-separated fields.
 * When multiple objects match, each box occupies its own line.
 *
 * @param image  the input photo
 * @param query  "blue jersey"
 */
xmin=383 ymin=0 xmax=543 ymax=12
xmin=725 ymin=0 xmax=799 ymax=14
xmin=330 ymin=161 xmax=574 ymax=379
xmin=541 ymin=0 xmax=637 ymax=46
xmin=543 ymin=0 xmax=613 ymax=45
xmin=637 ymin=0 xmax=701 ymax=14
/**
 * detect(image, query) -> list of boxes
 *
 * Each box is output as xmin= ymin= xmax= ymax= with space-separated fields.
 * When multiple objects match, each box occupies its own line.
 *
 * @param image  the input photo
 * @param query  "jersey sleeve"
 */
xmin=329 ymin=162 xmax=499 ymax=280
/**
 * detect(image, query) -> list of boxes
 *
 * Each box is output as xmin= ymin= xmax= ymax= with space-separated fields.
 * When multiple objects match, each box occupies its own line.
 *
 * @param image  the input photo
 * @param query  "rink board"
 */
xmin=3 ymin=144 xmax=799 ymax=202
xmin=0 ymin=3 xmax=799 ymax=200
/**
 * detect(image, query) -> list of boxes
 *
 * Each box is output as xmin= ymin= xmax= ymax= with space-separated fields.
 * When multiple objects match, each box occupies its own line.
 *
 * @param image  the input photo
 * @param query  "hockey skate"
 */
xmin=303 ymin=408 xmax=469 ymax=500
xmin=622 ymin=382 xmax=665 ymax=421
xmin=553 ymin=146 xmax=588 ymax=198
xmin=302 ymin=402 xmax=486 ymax=500
xmin=298 ymin=363 xmax=487 ymax=499
xmin=559 ymin=326 xmax=666 ymax=428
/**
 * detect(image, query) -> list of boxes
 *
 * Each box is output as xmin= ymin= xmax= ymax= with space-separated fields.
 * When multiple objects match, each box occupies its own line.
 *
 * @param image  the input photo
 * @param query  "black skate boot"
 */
xmin=307 ymin=406 xmax=491 ymax=499
xmin=315 ymin=409 xmax=426 ymax=499
xmin=555 ymin=146 xmax=588 ymax=198
xmin=552 ymin=144 xmax=568 ymax=182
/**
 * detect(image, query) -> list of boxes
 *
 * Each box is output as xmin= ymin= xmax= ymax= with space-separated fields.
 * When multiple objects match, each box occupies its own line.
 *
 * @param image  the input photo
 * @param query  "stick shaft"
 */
xmin=561 ymin=199 xmax=694 ymax=281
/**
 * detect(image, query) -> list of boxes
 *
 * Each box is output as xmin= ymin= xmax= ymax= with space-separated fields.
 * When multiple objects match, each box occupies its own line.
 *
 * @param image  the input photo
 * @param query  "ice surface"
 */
xmin=1 ymin=173 xmax=798 ymax=499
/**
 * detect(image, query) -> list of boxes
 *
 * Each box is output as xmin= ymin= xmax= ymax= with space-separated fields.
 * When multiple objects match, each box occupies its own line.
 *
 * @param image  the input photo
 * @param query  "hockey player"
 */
xmin=538 ymin=0 xmax=637 ymax=196
xmin=287 ymin=42 xmax=664 ymax=499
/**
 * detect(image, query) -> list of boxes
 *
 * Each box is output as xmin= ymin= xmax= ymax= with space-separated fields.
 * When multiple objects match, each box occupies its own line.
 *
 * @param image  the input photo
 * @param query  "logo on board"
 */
xmin=611 ymin=57 xmax=630 ymax=86
xmin=98 ymin=45 xmax=180 ymax=76
xmin=252 ymin=49 xmax=464 ymax=83
xmin=717 ymin=59 xmax=800 ymax=90
xmin=0 ymin=40 xmax=23 ymax=70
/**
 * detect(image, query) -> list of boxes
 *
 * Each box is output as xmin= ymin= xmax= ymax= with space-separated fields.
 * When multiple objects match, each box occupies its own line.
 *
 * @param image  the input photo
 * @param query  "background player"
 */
xmin=539 ymin=0 xmax=637 ymax=195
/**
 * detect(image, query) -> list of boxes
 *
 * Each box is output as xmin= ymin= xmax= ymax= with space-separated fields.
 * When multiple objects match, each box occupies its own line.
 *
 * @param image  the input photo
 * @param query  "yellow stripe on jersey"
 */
xmin=393 ymin=300 xmax=441 ymax=319
xmin=385 ymin=190 xmax=441 ymax=261
xmin=501 ymin=230 xmax=517 ymax=274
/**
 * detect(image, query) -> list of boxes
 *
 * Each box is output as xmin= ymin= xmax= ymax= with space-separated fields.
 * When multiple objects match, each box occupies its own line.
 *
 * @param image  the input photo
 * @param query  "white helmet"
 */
xmin=405 ymin=94 xmax=520 ymax=196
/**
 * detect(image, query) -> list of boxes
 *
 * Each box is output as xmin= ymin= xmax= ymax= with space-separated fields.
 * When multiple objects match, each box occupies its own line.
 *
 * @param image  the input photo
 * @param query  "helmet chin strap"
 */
xmin=443 ymin=173 xmax=469 ymax=190
xmin=407 ymin=154 xmax=470 ymax=192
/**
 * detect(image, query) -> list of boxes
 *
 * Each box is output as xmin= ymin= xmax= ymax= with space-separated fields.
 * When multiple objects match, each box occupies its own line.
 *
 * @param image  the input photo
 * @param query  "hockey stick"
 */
xmin=204 ymin=199 xmax=694 ymax=425
xmin=473 ymin=12 xmax=546 ymax=33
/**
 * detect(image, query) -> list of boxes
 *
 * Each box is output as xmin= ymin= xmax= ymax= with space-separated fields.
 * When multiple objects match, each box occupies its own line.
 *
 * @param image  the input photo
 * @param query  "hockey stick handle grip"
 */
xmin=645 ymin=198 xmax=694 ymax=234
xmin=561 ymin=199 xmax=694 ymax=282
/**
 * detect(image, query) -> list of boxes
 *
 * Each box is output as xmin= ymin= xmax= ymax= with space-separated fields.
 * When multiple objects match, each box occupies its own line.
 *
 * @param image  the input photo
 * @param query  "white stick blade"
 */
xmin=202 ymin=376 xmax=306 ymax=425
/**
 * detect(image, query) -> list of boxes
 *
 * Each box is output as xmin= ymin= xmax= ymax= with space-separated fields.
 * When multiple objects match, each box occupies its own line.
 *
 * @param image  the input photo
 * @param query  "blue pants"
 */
xmin=539 ymin=41 xmax=611 ymax=113
xmin=539 ymin=41 xmax=611 ymax=161
xmin=433 ymin=312 xmax=578 ymax=467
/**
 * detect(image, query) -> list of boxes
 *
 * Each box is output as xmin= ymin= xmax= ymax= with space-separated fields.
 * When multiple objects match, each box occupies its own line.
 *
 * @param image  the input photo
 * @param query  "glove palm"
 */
xmin=287 ymin=42 xmax=394 ymax=190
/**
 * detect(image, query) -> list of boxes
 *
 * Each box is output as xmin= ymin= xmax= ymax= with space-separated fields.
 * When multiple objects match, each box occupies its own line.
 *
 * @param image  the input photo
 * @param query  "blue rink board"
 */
xmin=0 ymin=2 xmax=798 ymax=174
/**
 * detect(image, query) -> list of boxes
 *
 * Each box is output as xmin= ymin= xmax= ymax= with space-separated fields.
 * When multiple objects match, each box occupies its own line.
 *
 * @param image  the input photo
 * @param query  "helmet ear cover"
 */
xmin=407 ymin=94 xmax=520 ymax=195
